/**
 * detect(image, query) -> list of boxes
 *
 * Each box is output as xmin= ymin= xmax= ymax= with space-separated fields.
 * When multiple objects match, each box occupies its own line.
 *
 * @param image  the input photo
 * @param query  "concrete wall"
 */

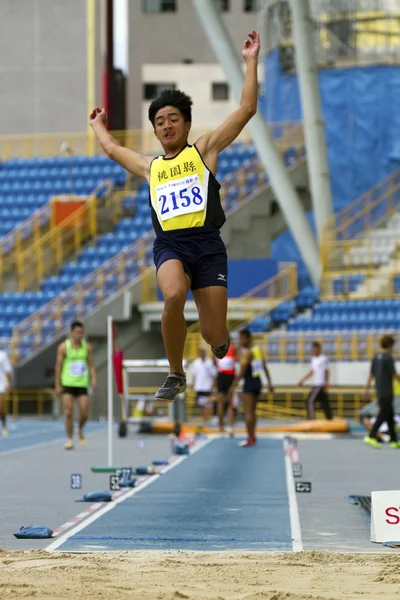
xmin=128 ymin=0 xmax=258 ymax=128
xmin=222 ymin=159 xmax=310 ymax=258
xmin=141 ymin=63 xmax=264 ymax=133
xmin=0 ymin=0 xmax=103 ymax=135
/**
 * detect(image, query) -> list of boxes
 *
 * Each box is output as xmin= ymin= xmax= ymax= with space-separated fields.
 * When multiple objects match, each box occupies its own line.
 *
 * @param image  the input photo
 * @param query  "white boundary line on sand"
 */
xmin=284 ymin=453 xmax=303 ymax=552
xmin=46 ymin=437 xmax=213 ymax=552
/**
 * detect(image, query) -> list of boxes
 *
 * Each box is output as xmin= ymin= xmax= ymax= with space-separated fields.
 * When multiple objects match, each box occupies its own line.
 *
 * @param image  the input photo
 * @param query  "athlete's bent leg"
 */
xmin=62 ymin=394 xmax=74 ymax=448
xmin=240 ymin=392 xmax=257 ymax=447
xmin=217 ymin=392 xmax=225 ymax=432
xmin=155 ymin=260 xmax=190 ymax=401
xmin=193 ymin=286 xmax=230 ymax=357
xmin=77 ymin=394 xmax=89 ymax=444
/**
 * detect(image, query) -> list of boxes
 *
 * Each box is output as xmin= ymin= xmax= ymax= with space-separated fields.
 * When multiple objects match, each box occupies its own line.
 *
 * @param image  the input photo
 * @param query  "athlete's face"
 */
xmin=239 ymin=334 xmax=251 ymax=348
xmin=71 ymin=326 xmax=84 ymax=344
xmin=153 ymin=106 xmax=191 ymax=151
xmin=312 ymin=345 xmax=320 ymax=356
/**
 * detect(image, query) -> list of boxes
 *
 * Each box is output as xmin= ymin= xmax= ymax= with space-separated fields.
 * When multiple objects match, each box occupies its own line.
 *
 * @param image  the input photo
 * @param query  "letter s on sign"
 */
xmin=385 ymin=506 xmax=400 ymax=525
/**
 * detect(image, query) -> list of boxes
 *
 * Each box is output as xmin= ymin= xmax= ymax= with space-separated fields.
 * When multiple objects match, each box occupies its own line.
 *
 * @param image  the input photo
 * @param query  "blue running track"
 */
xmin=0 ymin=419 xmax=105 ymax=454
xmin=57 ymin=437 xmax=293 ymax=552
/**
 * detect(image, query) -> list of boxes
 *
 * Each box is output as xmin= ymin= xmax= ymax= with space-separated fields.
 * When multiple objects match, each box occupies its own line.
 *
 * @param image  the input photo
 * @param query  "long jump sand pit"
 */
xmin=1 ymin=550 xmax=400 ymax=599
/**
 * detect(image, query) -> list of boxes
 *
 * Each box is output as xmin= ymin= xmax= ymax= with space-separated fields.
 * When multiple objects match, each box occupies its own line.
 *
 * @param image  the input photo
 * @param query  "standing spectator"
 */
xmin=0 ymin=349 xmax=13 ymax=437
xmin=298 ymin=341 xmax=332 ymax=420
xmin=215 ymin=341 xmax=237 ymax=435
xmin=363 ymin=334 xmax=400 ymax=449
xmin=189 ymin=347 xmax=216 ymax=428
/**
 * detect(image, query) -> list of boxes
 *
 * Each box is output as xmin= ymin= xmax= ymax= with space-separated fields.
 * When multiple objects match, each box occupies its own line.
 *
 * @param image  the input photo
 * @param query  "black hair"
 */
xmin=312 ymin=341 xmax=321 ymax=350
xmin=381 ymin=334 xmax=395 ymax=350
xmin=71 ymin=321 xmax=84 ymax=330
xmin=148 ymin=89 xmax=193 ymax=127
xmin=239 ymin=328 xmax=251 ymax=338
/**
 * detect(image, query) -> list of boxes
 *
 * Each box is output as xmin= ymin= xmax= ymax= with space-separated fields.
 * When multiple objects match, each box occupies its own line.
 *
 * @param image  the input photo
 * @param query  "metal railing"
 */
xmin=184 ymin=263 xmax=298 ymax=360
xmin=0 ymin=127 xmax=248 ymax=161
xmin=184 ymin=329 xmax=400 ymax=365
xmin=9 ymin=234 xmax=152 ymax=365
xmin=186 ymin=385 xmax=367 ymax=422
xmin=15 ymin=196 xmax=97 ymax=291
xmin=320 ymin=168 xmax=400 ymax=298
xmin=322 ymin=168 xmax=400 ymax=243
xmin=3 ymin=388 xmax=53 ymax=417
xmin=0 ymin=122 xmax=303 ymax=161
xmin=0 ymin=179 xmax=114 ymax=290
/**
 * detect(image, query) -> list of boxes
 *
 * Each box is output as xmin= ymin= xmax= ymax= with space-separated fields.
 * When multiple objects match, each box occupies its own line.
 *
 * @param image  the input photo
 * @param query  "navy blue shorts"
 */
xmin=153 ymin=227 xmax=228 ymax=291
xmin=243 ymin=377 xmax=262 ymax=397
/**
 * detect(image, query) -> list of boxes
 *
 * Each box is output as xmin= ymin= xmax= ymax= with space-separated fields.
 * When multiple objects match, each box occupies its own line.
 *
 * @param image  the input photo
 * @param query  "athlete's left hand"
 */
xmin=268 ymin=385 xmax=275 ymax=394
xmin=242 ymin=30 xmax=260 ymax=61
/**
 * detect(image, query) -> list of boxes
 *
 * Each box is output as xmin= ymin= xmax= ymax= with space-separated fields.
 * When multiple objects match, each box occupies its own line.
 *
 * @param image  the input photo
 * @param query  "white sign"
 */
xmin=371 ymin=490 xmax=400 ymax=543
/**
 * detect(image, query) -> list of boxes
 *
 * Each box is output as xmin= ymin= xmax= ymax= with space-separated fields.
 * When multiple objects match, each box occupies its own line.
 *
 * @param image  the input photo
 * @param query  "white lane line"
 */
xmin=284 ymin=453 xmax=303 ymax=552
xmin=46 ymin=437 xmax=214 ymax=552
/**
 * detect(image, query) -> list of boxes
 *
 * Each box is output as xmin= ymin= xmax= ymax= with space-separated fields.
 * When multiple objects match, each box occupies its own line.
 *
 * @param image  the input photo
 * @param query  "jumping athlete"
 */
xmin=55 ymin=321 xmax=97 ymax=449
xmin=89 ymin=30 xmax=260 ymax=402
xmin=231 ymin=329 xmax=274 ymax=447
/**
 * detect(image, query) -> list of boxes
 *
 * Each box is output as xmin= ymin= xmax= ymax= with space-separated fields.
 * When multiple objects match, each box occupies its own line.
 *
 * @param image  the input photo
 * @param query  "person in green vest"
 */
xmin=55 ymin=321 xmax=97 ymax=450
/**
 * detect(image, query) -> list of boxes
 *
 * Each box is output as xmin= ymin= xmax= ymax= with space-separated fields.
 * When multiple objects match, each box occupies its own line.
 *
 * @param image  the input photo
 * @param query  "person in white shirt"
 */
xmin=0 ymin=349 xmax=13 ymax=437
xmin=189 ymin=347 xmax=216 ymax=427
xmin=298 ymin=341 xmax=332 ymax=420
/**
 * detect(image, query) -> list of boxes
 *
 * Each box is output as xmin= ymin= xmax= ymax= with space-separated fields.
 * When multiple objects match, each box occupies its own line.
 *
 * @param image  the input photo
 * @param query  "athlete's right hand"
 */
xmin=89 ymin=107 xmax=107 ymax=126
xmin=55 ymin=384 xmax=62 ymax=396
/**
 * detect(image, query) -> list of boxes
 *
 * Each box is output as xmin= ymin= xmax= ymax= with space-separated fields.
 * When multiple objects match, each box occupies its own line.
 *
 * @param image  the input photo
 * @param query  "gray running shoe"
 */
xmin=155 ymin=373 xmax=186 ymax=402
xmin=211 ymin=338 xmax=230 ymax=360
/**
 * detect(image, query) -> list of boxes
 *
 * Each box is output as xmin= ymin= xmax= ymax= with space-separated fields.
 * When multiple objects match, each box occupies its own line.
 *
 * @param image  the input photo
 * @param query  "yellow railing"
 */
xmin=186 ymin=386 xmax=367 ymax=422
xmin=0 ymin=123 xmax=303 ymax=161
xmin=256 ymin=330 xmax=398 ymax=363
xmin=183 ymin=329 xmax=400 ymax=365
xmin=320 ymin=168 xmax=400 ymax=298
xmin=0 ymin=203 xmax=52 ymax=289
xmin=4 ymin=388 xmax=53 ymax=417
xmin=0 ymin=127 xmax=241 ymax=161
xmin=9 ymin=233 xmax=151 ymax=365
xmin=0 ymin=179 xmax=114 ymax=291
xmin=320 ymin=268 xmax=400 ymax=300
xmin=184 ymin=263 xmax=297 ymax=359
xmin=324 ymin=168 xmax=400 ymax=241
xmin=15 ymin=196 xmax=97 ymax=291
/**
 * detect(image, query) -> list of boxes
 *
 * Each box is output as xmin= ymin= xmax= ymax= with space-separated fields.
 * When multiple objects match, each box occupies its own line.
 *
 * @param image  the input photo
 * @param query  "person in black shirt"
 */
xmin=363 ymin=334 xmax=400 ymax=449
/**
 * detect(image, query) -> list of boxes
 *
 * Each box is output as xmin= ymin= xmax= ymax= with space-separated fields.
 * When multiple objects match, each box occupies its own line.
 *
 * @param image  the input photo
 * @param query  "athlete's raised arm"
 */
xmin=89 ymin=108 xmax=152 ymax=180
xmin=196 ymin=30 xmax=260 ymax=170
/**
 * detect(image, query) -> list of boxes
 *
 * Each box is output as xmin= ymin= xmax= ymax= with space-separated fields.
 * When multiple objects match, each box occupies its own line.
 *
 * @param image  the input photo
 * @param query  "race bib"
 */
xmin=252 ymin=359 xmax=263 ymax=375
xmin=218 ymin=357 xmax=235 ymax=371
xmin=155 ymin=174 xmax=205 ymax=222
xmin=70 ymin=360 xmax=88 ymax=377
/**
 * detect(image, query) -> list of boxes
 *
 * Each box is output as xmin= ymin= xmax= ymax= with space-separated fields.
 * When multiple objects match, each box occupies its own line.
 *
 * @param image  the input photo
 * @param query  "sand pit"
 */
xmin=1 ymin=549 xmax=400 ymax=599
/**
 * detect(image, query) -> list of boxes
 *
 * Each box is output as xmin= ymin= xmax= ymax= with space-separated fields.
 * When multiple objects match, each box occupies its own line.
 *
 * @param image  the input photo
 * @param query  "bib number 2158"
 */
xmin=160 ymin=186 xmax=204 ymax=216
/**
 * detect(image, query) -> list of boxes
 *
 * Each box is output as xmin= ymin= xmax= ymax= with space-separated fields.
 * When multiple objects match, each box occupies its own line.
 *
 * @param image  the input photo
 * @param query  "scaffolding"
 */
xmin=261 ymin=0 xmax=400 ymax=69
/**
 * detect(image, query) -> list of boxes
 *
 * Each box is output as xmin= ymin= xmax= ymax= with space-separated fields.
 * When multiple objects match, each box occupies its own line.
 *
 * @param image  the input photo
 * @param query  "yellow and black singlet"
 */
xmin=149 ymin=145 xmax=226 ymax=236
xmin=244 ymin=345 xmax=263 ymax=382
